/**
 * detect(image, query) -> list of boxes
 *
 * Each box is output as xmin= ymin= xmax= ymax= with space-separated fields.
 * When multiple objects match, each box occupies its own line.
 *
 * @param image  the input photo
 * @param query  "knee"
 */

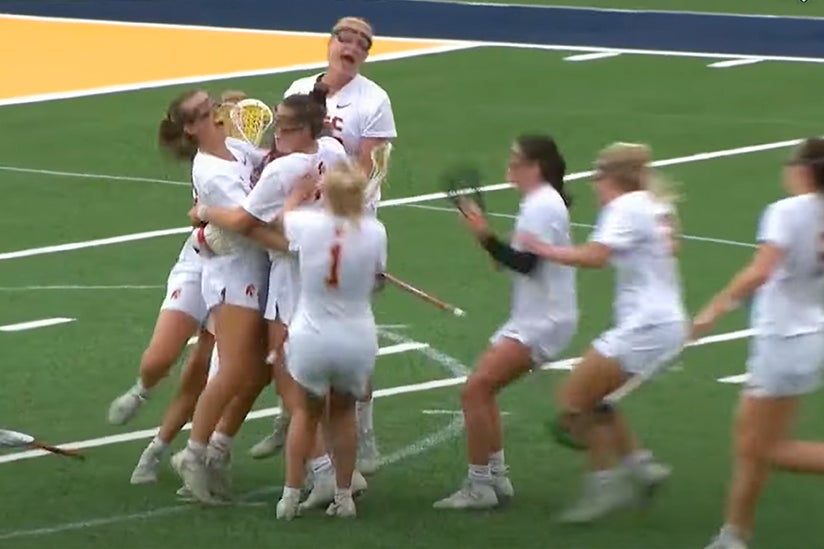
xmin=140 ymin=346 xmax=178 ymax=375
xmin=461 ymin=375 xmax=493 ymax=408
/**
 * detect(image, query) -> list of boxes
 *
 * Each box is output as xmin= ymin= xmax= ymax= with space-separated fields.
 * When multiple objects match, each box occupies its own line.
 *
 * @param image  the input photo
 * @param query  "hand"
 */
xmin=459 ymin=198 xmax=488 ymax=238
xmin=188 ymin=205 xmax=202 ymax=227
xmin=691 ymin=306 xmax=719 ymax=341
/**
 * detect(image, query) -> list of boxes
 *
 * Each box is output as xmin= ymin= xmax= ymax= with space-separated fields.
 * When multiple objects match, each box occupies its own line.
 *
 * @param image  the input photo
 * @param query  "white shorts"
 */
xmin=745 ymin=332 xmax=824 ymax=397
xmin=593 ymin=321 xmax=686 ymax=376
xmin=491 ymin=318 xmax=577 ymax=365
xmin=264 ymin=256 xmax=300 ymax=323
xmin=201 ymin=251 xmax=269 ymax=312
xmin=160 ymin=264 xmax=208 ymax=324
xmin=286 ymin=320 xmax=378 ymax=400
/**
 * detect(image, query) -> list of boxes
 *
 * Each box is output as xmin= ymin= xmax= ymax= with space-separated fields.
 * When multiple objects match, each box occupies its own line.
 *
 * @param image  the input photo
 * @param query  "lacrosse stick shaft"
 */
xmin=603 ymin=344 xmax=684 ymax=404
xmin=381 ymin=272 xmax=465 ymax=317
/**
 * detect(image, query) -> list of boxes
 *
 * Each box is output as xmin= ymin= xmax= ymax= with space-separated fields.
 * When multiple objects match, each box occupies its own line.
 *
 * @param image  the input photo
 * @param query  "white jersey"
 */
xmin=590 ymin=190 xmax=686 ymax=329
xmin=751 ymin=194 xmax=824 ymax=337
xmin=284 ymin=209 xmax=387 ymax=327
xmin=510 ymin=185 xmax=578 ymax=325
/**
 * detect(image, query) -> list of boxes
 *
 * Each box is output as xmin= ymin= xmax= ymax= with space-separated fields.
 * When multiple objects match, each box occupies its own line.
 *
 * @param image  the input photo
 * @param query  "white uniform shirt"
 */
xmin=510 ymin=185 xmax=578 ymax=325
xmin=751 ymin=193 xmax=824 ymax=337
xmin=284 ymin=210 xmax=387 ymax=326
xmin=590 ymin=190 xmax=686 ymax=329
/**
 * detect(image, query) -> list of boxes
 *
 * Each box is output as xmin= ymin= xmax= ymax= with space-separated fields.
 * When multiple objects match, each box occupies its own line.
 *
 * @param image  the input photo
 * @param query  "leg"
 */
xmin=326 ymin=389 xmax=359 ymax=518
xmin=249 ymin=320 xmax=292 ymax=459
xmin=356 ymin=380 xmax=379 ymax=474
xmin=108 ymin=310 xmax=198 ymax=425
xmin=434 ymin=337 xmax=533 ymax=510
xmin=130 ymin=329 xmax=214 ymax=485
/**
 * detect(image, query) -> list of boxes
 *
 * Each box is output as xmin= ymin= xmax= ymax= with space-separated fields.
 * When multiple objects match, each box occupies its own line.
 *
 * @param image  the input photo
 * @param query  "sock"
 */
xmin=186 ymin=439 xmax=207 ymax=459
xmin=356 ymin=400 xmax=374 ymax=433
xmin=148 ymin=436 xmax=168 ymax=454
xmin=489 ymin=449 xmax=506 ymax=475
xmin=134 ymin=379 xmax=150 ymax=398
xmin=335 ymin=487 xmax=352 ymax=500
xmin=282 ymin=486 xmax=302 ymax=500
xmin=309 ymin=454 xmax=333 ymax=475
xmin=468 ymin=464 xmax=492 ymax=484
xmin=208 ymin=431 xmax=233 ymax=456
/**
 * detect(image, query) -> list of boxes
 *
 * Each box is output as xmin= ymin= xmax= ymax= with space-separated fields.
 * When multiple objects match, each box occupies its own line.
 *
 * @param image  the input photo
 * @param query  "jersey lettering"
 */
xmin=325 ymin=228 xmax=345 ymax=288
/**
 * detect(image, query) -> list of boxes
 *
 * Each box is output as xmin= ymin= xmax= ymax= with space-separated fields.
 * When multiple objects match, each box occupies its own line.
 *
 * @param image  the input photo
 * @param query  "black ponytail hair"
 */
xmin=281 ymin=82 xmax=330 ymax=139
xmin=515 ymin=134 xmax=570 ymax=207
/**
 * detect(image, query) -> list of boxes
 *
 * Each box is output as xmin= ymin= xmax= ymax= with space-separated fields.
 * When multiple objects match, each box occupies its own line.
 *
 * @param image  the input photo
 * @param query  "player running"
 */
xmin=433 ymin=135 xmax=578 ymax=510
xmin=693 ymin=138 xmax=824 ymax=549
xmin=519 ymin=142 xmax=685 ymax=523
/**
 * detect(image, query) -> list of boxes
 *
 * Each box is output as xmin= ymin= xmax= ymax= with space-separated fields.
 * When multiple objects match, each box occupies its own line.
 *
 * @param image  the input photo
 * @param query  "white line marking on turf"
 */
xmin=422 ymin=409 xmax=510 ymax=416
xmin=718 ymin=373 xmax=750 ymax=384
xmin=0 ymin=327 xmax=747 ymax=465
xmin=708 ymin=58 xmax=765 ymax=68
xmin=0 ymin=285 xmax=163 ymax=291
xmin=408 ymin=204 xmax=758 ymax=249
xmin=0 ymin=331 xmax=468 ymax=540
xmin=0 ymin=136 xmax=795 ymax=261
xmin=564 ymin=51 xmax=621 ymax=62
xmin=0 ymin=317 xmax=75 ymax=332
xmin=0 ymin=165 xmax=189 ymax=186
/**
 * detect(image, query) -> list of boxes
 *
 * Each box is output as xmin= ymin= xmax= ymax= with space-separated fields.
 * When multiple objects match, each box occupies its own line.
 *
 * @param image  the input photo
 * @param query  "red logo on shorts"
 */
xmin=170 ymin=288 xmax=182 ymax=300
xmin=245 ymin=284 xmax=256 ymax=297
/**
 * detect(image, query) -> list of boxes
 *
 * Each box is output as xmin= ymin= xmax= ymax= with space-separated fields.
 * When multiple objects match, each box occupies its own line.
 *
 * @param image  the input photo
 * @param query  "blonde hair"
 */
xmin=595 ymin=141 xmax=681 ymax=207
xmin=333 ymin=16 xmax=374 ymax=39
xmin=323 ymin=159 xmax=367 ymax=225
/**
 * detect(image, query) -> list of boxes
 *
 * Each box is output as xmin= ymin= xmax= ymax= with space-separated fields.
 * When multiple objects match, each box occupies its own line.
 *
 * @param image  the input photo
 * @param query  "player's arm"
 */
xmin=193 ymin=205 xmax=260 ymax=234
xmin=357 ymin=95 xmax=396 ymax=176
xmin=247 ymin=226 xmax=290 ymax=252
xmin=357 ymin=137 xmax=391 ymax=176
xmin=519 ymin=238 xmax=611 ymax=269
xmin=461 ymin=200 xmax=539 ymax=275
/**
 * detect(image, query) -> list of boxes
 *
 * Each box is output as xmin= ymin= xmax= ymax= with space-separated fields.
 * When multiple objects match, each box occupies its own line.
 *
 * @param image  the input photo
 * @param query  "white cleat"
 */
xmin=492 ymin=471 xmax=515 ymax=501
xmin=704 ymin=526 xmax=748 ymax=549
xmin=356 ymin=429 xmax=380 ymax=475
xmin=206 ymin=446 xmax=233 ymax=502
xmin=300 ymin=469 xmax=336 ymax=510
xmin=326 ymin=494 xmax=357 ymax=518
xmin=249 ymin=414 xmax=289 ymax=459
xmin=276 ymin=494 xmax=301 ymax=521
xmin=108 ymin=390 xmax=146 ymax=425
xmin=557 ymin=472 xmax=635 ymax=524
xmin=631 ymin=459 xmax=672 ymax=505
xmin=130 ymin=446 xmax=161 ymax=484
xmin=433 ymin=479 xmax=499 ymax=510
xmin=176 ymin=485 xmax=194 ymax=501
xmin=171 ymin=450 xmax=222 ymax=505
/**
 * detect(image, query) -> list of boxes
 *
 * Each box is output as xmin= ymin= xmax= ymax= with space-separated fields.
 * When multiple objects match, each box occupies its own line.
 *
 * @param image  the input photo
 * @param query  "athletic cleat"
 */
xmin=206 ymin=446 xmax=233 ymax=501
xmin=108 ymin=390 xmax=146 ymax=425
xmin=356 ymin=429 xmax=380 ymax=475
xmin=704 ymin=526 xmax=748 ymax=549
xmin=176 ymin=485 xmax=195 ymax=501
xmin=129 ymin=445 xmax=161 ymax=484
xmin=249 ymin=414 xmax=289 ymax=459
xmin=300 ymin=469 xmax=336 ymax=510
xmin=276 ymin=494 xmax=301 ymax=521
xmin=326 ymin=494 xmax=357 ymax=518
xmin=557 ymin=472 xmax=635 ymax=524
xmin=630 ymin=459 xmax=672 ymax=505
xmin=171 ymin=449 xmax=222 ymax=505
xmin=352 ymin=470 xmax=368 ymax=498
xmin=492 ymin=471 xmax=515 ymax=501
xmin=433 ymin=479 xmax=499 ymax=510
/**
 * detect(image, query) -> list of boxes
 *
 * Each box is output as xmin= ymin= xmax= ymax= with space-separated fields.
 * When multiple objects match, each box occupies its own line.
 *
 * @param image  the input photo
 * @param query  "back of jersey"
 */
xmin=285 ymin=210 xmax=387 ymax=325
xmin=752 ymin=193 xmax=824 ymax=336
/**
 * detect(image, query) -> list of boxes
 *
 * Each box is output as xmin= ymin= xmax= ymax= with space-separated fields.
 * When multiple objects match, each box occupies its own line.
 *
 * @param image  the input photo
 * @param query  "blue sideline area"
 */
xmin=4 ymin=0 xmax=824 ymax=58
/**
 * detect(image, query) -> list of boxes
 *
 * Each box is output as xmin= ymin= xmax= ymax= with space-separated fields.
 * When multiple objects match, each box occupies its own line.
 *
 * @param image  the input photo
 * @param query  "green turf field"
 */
xmin=1 ymin=44 xmax=824 ymax=549
xmin=450 ymin=0 xmax=824 ymax=17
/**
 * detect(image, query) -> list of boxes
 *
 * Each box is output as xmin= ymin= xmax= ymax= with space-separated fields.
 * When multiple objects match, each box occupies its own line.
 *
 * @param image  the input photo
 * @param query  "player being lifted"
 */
xmin=249 ymin=17 xmax=397 ymax=474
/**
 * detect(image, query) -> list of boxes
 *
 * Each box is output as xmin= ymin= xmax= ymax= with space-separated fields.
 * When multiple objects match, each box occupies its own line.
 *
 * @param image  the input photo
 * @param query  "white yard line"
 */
xmin=0 ymin=317 xmax=75 ymax=332
xmin=0 ymin=285 xmax=164 ymax=291
xmin=564 ymin=51 xmax=621 ymax=62
xmin=708 ymin=58 xmax=765 ymax=68
xmin=0 ymin=136 xmax=794 ymax=261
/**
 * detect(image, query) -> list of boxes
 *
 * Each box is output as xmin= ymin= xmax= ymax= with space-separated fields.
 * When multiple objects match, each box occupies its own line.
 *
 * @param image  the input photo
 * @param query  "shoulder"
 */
xmin=192 ymin=152 xmax=227 ymax=182
xmin=284 ymin=74 xmax=321 ymax=97
xmin=353 ymin=75 xmax=391 ymax=103
xmin=523 ymin=186 xmax=567 ymax=218
xmin=319 ymin=136 xmax=347 ymax=157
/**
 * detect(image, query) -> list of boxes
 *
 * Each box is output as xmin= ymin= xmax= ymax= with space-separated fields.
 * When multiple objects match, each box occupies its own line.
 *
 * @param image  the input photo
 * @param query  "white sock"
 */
xmin=134 ymin=379 xmax=150 ymax=398
xmin=335 ymin=487 xmax=352 ymax=500
xmin=468 ymin=464 xmax=492 ymax=484
xmin=489 ymin=449 xmax=506 ymax=475
xmin=282 ymin=486 xmax=302 ymax=500
xmin=148 ymin=436 xmax=168 ymax=454
xmin=186 ymin=439 xmax=207 ymax=459
xmin=309 ymin=454 xmax=333 ymax=475
xmin=356 ymin=400 xmax=374 ymax=433
xmin=209 ymin=431 xmax=233 ymax=455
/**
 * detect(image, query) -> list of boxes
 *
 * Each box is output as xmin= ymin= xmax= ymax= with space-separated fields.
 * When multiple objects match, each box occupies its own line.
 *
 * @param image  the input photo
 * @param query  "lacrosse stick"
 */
xmin=441 ymin=164 xmax=486 ymax=216
xmin=381 ymin=272 xmax=466 ymax=317
xmin=602 ymin=343 xmax=685 ymax=405
xmin=0 ymin=429 xmax=85 ymax=460
xmin=364 ymin=141 xmax=393 ymax=206
xmin=229 ymin=98 xmax=274 ymax=147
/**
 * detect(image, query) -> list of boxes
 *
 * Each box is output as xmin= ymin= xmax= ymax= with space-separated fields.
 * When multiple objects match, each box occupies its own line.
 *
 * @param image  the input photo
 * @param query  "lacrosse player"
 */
xmin=518 ymin=142 xmax=685 ymax=523
xmin=434 ymin=135 xmax=578 ymax=510
xmin=693 ymin=138 xmax=824 ymax=549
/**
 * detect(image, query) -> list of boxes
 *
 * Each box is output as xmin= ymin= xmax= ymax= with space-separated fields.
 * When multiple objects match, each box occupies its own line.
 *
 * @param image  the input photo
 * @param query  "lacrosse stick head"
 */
xmin=364 ymin=141 xmax=393 ymax=206
xmin=440 ymin=164 xmax=486 ymax=215
xmin=229 ymin=99 xmax=274 ymax=147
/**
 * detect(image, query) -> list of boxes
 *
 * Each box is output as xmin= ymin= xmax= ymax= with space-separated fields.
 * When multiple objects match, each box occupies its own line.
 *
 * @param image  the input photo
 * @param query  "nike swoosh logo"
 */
xmin=337 ymin=103 xmax=351 ymax=109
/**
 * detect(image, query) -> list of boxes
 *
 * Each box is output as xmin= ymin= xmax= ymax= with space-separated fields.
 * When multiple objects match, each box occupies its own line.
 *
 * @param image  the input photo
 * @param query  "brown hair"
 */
xmin=158 ymin=89 xmax=202 ymax=162
xmin=280 ymin=82 xmax=329 ymax=139
xmin=324 ymin=159 xmax=367 ymax=225
xmin=789 ymin=137 xmax=824 ymax=192
xmin=514 ymin=134 xmax=570 ymax=207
